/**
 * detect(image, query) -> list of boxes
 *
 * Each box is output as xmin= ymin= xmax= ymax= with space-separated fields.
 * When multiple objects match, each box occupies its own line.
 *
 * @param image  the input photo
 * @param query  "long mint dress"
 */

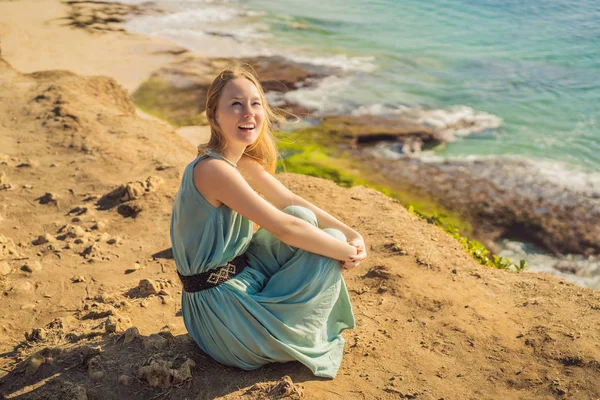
xmin=170 ymin=150 xmax=355 ymax=378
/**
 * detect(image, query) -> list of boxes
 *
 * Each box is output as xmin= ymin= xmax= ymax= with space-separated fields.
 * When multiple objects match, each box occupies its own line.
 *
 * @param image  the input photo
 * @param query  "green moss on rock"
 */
xmin=275 ymin=129 xmax=527 ymax=272
xmin=132 ymin=77 xmax=209 ymax=127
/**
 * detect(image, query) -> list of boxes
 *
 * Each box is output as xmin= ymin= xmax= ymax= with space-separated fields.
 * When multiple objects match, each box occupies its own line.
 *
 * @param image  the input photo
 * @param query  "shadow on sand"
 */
xmin=0 ymin=330 xmax=322 ymax=400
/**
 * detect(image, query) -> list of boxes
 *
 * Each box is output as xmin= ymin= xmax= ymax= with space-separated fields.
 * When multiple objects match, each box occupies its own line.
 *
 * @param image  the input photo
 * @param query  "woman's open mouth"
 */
xmin=238 ymin=123 xmax=255 ymax=131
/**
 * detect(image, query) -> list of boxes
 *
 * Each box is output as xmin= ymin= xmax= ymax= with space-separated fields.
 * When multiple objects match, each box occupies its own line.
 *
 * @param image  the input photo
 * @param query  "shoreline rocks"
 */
xmin=131 ymin=54 xmax=338 ymax=126
xmin=2 ymin=49 xmax=600 ymax=399
xmin=358 ymin=152 xmax=600 ymax=256
xmin=65 ymin=1 xmax=164 ymax=34
xmin=127 ymin=49 xmax=599 ymax=261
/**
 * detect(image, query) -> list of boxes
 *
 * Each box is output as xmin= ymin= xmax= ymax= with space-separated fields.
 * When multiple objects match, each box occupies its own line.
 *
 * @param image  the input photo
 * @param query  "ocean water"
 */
xmin=120 ymin=0 xmax=600 ymax=288
xmin=123 ymin=0 xmax=600 ymax=173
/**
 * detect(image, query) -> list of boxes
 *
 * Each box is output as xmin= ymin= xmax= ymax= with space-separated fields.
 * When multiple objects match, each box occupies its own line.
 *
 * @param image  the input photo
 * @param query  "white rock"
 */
xmin=0 ymin=262 xmax=11 ymax=275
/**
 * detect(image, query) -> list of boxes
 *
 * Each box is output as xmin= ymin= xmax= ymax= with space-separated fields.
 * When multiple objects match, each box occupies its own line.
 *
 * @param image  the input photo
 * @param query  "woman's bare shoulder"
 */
xmin=193 ymin=157 xmax=237 ymax=207
xmin=193 ymin=156 xmax=232 ymax=175
xmin=193 ymin=156 xmax=289 ymax=233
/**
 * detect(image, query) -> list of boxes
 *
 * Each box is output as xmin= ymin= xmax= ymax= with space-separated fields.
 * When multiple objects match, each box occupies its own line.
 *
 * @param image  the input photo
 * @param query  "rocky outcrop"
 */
xmin=313 ymin=114 xmax=438 ymax=148
xmin=314 ymin=104 xmax=502 ymax=148
xmin=65 ymin=1 xmax=164 ymax=34
xmin=360 ymin=153 xmax=600 ymax=256
xmin=131 ymin=54 xmax=337 ymax=126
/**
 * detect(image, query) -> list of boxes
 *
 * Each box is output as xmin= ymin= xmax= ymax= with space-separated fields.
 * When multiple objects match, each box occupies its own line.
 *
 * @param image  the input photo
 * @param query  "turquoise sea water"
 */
xmin=246 ymin=0 xmax=600 ymax=172
xmin=124 ymin=0 xmax=600 ymax=173
xmin=122 ymin=0 xmax=600 ymax=288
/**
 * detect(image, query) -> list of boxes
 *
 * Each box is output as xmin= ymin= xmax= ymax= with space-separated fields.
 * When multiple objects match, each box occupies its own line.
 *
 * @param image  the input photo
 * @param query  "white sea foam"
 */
xmin=265 ymin=91 xmax=286 ymax=107
xmin=123 ymin=5 xmax=272 ymax=57
xmin=410 ymin=106 xmax=503 ymax=141
xmin=366 ymin=143 xmax=406 ymax=160
xmin=285 ymin=54 xmax=377 ymax=73
xmin=349 ymin=104 xmax=411 ymax=116
xmin=122 ymin=1 xmax=379 ymax=74
xmin=497 ymin=239 xmax=600 ymax=290
xmin=351 ymin=103 xmax=503 ymax=142
xmin=279 ymin=75 xmax=354 ymax=114
xmin=411 ymin=153 xmax=600 ymax=199
xmin=128 ymin=26 xmax=266 ymax=57
xmin=528 ymin=158 xmax=600 ymax=199
xmin=125 ymin=7 xmax=240 ymax=30
xmin=246 ymin=10 xmax=266 ymax=17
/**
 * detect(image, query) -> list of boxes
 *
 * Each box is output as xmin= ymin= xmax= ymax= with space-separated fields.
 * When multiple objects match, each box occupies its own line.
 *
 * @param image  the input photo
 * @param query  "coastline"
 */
xmin=1 ymin=1 xmax=600 ymax=398
xmin=2 ymin=0 xmax=597 ymax=287
xmin=0 ymin=0 xmax=180 ymax=94
xmin=0 ymin=0 xmax=213 ymax=145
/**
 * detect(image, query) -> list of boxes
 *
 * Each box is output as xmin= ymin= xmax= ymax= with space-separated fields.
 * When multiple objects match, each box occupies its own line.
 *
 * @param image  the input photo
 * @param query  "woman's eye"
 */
xmin=253 ymin=102 xmax=262 ymax=106
xmin=232 ymin=101 xmax=242 ymax=106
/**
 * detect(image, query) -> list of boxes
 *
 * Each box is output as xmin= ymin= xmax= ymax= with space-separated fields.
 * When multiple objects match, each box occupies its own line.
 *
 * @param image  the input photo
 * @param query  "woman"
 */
xmin=170 ymin=65 xmax=367 ymax=378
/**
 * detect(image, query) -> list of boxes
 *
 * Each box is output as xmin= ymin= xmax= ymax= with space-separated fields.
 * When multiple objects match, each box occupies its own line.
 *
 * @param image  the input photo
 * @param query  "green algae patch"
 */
xmin=276 ymin=130 xmax=469 ymax=233
xmin=132 ymin=76 xmax=209 ymax=127
xmin=276 ymin=129 xmax=527 ymax=272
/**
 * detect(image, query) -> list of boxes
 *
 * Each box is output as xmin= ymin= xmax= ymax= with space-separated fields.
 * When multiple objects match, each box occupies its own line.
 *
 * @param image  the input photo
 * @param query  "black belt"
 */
xmin=177 ymin=254 xmax=248 ymax=293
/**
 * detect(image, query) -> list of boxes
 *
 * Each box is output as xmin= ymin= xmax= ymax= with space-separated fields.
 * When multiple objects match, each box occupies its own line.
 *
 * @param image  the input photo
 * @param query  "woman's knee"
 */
xmin=323 ymin=228 xmax=346 ymax=242
xmin=283 ymin=205 xmax=317 ymax=227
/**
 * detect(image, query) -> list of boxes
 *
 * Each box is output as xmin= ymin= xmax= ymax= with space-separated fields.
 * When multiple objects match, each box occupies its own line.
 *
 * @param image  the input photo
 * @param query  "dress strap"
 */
xmin=204 ymin=148 xmax=238 ymax=169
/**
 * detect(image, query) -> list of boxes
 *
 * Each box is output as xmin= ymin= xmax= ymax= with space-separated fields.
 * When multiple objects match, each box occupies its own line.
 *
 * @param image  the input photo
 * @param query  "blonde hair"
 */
xmin=199 ymin=65 xmax=283 ymax=174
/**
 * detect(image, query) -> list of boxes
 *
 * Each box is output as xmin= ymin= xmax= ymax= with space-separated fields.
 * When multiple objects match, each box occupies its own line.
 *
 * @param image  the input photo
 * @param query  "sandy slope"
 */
xmin=0 ymin=1 xmax=599 ymax=399
xmin=0 ymin=56 xmax=599 ymax=400
xmin=0 ymin=0 xmax=182 ymax=93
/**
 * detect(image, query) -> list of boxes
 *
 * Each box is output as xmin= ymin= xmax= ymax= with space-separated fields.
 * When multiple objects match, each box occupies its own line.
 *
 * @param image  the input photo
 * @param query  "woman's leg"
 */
xmin=245 ymin=205 xmax=321 ymax=278
xmin=245 ymin=204 xmax=347 ymax=300
xmin=239 ymin=206 xmax=354 ymax=378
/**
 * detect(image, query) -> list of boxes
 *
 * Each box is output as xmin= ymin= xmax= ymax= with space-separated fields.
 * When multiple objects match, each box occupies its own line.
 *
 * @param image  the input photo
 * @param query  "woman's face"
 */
xmin=215 ymin=77 xmax=265 ymax=148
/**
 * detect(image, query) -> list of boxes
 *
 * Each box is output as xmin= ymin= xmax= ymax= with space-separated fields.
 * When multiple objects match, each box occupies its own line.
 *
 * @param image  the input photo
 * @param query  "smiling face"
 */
xmin=214 ymin=77 xmax=265 ymax=149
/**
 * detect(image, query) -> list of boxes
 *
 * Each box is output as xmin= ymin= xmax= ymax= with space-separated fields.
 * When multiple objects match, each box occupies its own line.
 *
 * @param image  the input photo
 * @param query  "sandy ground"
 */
xmin=0 ymin=0 xmax=211 ymax=147
xmin=0 ymin=1 xmax=599 ymax=399
xmin=0 ymin=0 xmax=181 ymax=94
xmin=175 ymin=125 xmax=211 ymax=148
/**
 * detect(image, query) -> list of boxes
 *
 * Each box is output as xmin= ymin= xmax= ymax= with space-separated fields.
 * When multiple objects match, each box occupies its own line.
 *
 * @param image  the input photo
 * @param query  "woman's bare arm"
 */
xmin=194 ymin=158 xmax=358 ymax=262
xmin=238 ymin=156 xmax=363 ymax=240
xmin=238 ymin=156 xmax=367 ymax=268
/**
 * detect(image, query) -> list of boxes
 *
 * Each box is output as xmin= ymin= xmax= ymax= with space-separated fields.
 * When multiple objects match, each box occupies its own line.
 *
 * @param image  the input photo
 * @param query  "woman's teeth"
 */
xmin=239 ymin=124 xmax=255 ymax=129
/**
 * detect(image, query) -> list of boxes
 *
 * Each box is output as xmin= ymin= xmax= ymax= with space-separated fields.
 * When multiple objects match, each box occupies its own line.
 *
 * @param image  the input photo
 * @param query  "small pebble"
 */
xmin=21 ymin=262 xmax=42 ymax=273
xmin=123 ymin=327 xmax=140 ymax=344
xmin=0 ymin=262 xmax=11 ymax=275
xmin=142 ymin=333 xmax=168 ymax=350
xmin=88 ymin=362 xmax=104 ymax=380
xmin=118 ymin=375 xmax=133 ymax=386
xmin=38 ymin=192 xmax=58 ymax=205
xmin=91 ymin=221 xmax=106 ymax=231
xmin=24 ymin=354 xmax=45 ymax=376
xmin=10 ymin=281 xmax=33 ymax=294
xmin=138 ymin=278 xmax=159 ymax=296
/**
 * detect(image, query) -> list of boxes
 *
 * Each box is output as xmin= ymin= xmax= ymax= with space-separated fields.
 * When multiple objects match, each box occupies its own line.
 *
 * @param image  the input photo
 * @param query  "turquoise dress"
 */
xmin=170 ymin=150 xmax=355 ymax=378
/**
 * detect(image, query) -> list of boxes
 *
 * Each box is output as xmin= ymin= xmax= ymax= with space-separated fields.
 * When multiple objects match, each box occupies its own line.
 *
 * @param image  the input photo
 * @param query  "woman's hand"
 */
xmin=341 ymin=235 xmax=367 ymax=270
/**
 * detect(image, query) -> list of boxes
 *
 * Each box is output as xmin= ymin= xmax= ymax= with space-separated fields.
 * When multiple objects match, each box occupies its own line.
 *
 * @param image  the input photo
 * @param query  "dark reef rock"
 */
xmin=132 ymin=55 xmax=337 ymax=126
xmin=360 ymin=153 xmax=600 ymax=256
